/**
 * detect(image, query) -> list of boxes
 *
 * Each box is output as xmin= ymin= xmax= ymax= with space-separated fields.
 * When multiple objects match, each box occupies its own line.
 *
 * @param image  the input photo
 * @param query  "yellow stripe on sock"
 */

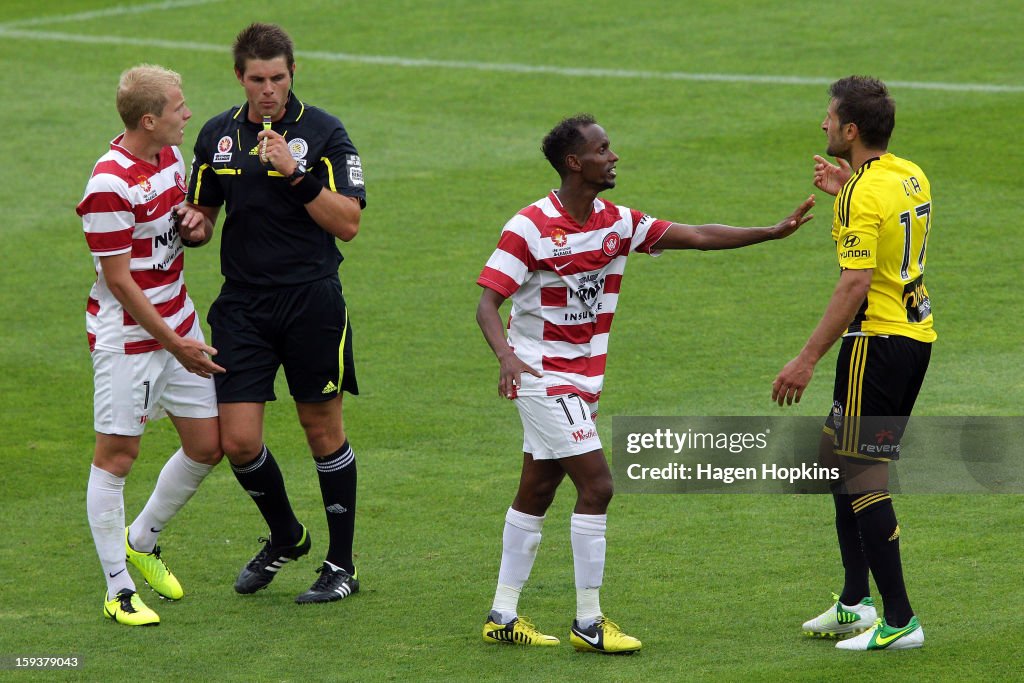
xmin=851 ymin=492 xmax=891 ymax=514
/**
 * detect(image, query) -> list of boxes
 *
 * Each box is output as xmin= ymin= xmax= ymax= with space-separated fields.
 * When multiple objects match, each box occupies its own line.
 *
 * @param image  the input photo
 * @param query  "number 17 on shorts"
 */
xmin=516 ymin=393 xmax=601 ymax=460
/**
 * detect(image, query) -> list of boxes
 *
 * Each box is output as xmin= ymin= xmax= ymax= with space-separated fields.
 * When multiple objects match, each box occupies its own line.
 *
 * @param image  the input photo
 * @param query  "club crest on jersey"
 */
xmin=831 ymin=401 xmax=844 ymax=430
xmin=174 ymin=171 xmax=187 ymax=194
xmin=602 ymin=232 xmax=621 ymax=257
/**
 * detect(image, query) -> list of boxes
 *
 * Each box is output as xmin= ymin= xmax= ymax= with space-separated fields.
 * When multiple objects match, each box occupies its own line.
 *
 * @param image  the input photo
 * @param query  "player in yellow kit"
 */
xmin=773 ymin=76 xmax=934 ymax=651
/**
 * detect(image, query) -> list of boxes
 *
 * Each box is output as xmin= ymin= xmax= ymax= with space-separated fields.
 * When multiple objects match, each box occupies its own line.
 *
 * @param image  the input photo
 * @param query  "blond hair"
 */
xmin=116 ymin=64 xmax=182 ymax=129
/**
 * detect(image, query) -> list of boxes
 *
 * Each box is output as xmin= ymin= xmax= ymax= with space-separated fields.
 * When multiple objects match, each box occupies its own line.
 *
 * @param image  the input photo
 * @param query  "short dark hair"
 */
xmin=542 ymin=113 xmax=597 ymax=177
xmin=233 ymin=22 xmax=295 ymax=74
xmin=829 ymin=76 xmax=895 ymax=149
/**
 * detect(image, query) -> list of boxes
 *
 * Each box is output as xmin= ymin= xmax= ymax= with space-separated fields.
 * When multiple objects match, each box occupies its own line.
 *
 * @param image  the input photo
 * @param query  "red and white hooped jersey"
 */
xmin=477 ymin=191 xmax=670 ymax=402
xmin=76 ymin=135 xmax=195 ymax=354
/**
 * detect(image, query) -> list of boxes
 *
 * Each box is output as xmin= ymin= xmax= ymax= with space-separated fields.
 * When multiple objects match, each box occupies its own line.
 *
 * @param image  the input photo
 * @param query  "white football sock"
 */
xmin=491 ymin=507 xmax=545 ymax=623
xmin=87 ymin=465 xmax=134 ymax=600
xmin=129 ymin=449 xmax=213 ymax=552
xmin=571 ymin=512 xmax=607 ymax=628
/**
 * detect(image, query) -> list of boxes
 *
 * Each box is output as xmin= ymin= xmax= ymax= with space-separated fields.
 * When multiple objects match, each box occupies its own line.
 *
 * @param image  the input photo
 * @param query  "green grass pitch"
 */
xmin=0 ymin=1 xmax=1021 ymax=680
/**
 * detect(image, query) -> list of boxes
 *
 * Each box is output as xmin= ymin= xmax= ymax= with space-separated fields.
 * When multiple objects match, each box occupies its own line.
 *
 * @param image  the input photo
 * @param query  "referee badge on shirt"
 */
xmin=288 ymin=138 xmax=309 ymax=161
xmin=214 ymin=135 xmax=233 ymax=163
xmin=346 ymin=154 xmax=364 ymax=187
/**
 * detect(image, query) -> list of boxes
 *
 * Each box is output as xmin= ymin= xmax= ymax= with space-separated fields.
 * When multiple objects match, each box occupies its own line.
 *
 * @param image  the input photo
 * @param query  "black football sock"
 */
xmin=230 ymin=445 xmax=303 ymax=545
xmin=852 ymin=490 xmax=913 ymax=628
xmin=315 ymin=441 xmax=357 ymax=573
xmin=832 ymin=485 xmax=870 ymax=605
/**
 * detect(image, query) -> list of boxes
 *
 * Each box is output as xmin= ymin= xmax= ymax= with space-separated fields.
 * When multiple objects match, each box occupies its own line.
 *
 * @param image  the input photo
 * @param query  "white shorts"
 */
xmin=516 ymin=393 xmax=601 ymax=460
xmin=92 ymin=321 xmax=218 ymax=436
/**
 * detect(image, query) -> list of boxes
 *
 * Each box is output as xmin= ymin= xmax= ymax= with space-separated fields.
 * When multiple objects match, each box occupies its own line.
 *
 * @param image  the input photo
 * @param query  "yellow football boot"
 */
xmin=103 ymin=588 xmax=160 ymax=626
xmin=126 ymin=528 xmax=184 ymax=600
xmin=482 ymin=615 xmax=559 ymax=646
xmin=569 ymin=616 xmax=641 ymax=654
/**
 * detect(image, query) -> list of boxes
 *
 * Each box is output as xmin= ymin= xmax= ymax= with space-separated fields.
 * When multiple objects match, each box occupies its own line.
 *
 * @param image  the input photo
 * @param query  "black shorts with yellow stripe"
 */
xmin=823 ymin=334 xmax=931 ymax=462
xmin=209 ymin=275 xmax=359 ymax=404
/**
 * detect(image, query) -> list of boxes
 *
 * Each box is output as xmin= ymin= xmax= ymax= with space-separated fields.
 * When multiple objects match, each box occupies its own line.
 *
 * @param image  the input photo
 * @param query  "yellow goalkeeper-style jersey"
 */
xmin=832 ymin=153 xmax=936 ymax=343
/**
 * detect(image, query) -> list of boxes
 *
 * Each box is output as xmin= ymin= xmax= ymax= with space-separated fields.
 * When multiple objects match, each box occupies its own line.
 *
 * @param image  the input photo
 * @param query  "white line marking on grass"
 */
xmin=1 ymin=26 xmax=1021 ymax=95
xmin=0 ymin=0 xmax=226 ymax=29
xmin=300 ymin=50 xmax=1024 ymax=94
xmin=0 ymin=28 xmax=225 ymax=52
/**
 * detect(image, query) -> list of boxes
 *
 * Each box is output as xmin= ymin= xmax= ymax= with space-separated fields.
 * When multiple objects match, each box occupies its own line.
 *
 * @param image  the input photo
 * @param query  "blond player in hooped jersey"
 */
xmin=773 ymin=76 xmax=934 ymax=651
xmin=476 ymin=113 xmax=815 ymax=653
xmin=76 ymin=65 xmax=224 ymax=626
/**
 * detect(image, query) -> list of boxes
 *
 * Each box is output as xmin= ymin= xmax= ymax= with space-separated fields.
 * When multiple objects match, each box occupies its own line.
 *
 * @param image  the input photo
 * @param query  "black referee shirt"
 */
xmin=187 ymin=92 xmax=366 ymax=288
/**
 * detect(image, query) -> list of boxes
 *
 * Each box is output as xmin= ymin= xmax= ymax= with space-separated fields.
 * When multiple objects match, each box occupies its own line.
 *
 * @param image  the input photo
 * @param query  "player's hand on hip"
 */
xmin=772 ymin=356 xmax=814 ymax=407
xmin=173 ymin=337 xmax=226 ymax=378
xmin=812 ymin=155 xmax=852 ymax=196
xmin=498 ymin=353 xmax=542 ymax=400
xmin=256 ymin=129 xmax=296 ymax=174
xmin=770 ymin=195 xmax=815 ymax=239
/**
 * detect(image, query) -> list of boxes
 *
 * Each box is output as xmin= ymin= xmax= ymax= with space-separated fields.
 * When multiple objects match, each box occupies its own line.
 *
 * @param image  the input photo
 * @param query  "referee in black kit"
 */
xmin=181 ymin=22 xmax=365 ymax=604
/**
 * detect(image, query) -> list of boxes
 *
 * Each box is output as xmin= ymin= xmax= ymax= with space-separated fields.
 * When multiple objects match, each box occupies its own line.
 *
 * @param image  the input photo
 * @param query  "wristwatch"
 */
xmin=287 ymin=163 xmax=306 ymax=182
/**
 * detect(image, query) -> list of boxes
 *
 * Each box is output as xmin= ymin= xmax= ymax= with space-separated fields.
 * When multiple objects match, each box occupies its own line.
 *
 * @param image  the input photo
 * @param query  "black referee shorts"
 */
xmin=208 ymin=275 xmax=359 ymax=404
xmin=824 ymin=334 xmax=931 ymax=462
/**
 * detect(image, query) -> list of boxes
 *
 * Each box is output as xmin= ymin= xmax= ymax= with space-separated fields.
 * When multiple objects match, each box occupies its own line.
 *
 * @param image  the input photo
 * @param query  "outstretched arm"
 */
xmin=651 ymin=195 xmax=815 ymax=250
xmin=771 ymin=267 xmax=872 ymax=406
xmin=476 ymin=287 xmax=542 ymax=399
